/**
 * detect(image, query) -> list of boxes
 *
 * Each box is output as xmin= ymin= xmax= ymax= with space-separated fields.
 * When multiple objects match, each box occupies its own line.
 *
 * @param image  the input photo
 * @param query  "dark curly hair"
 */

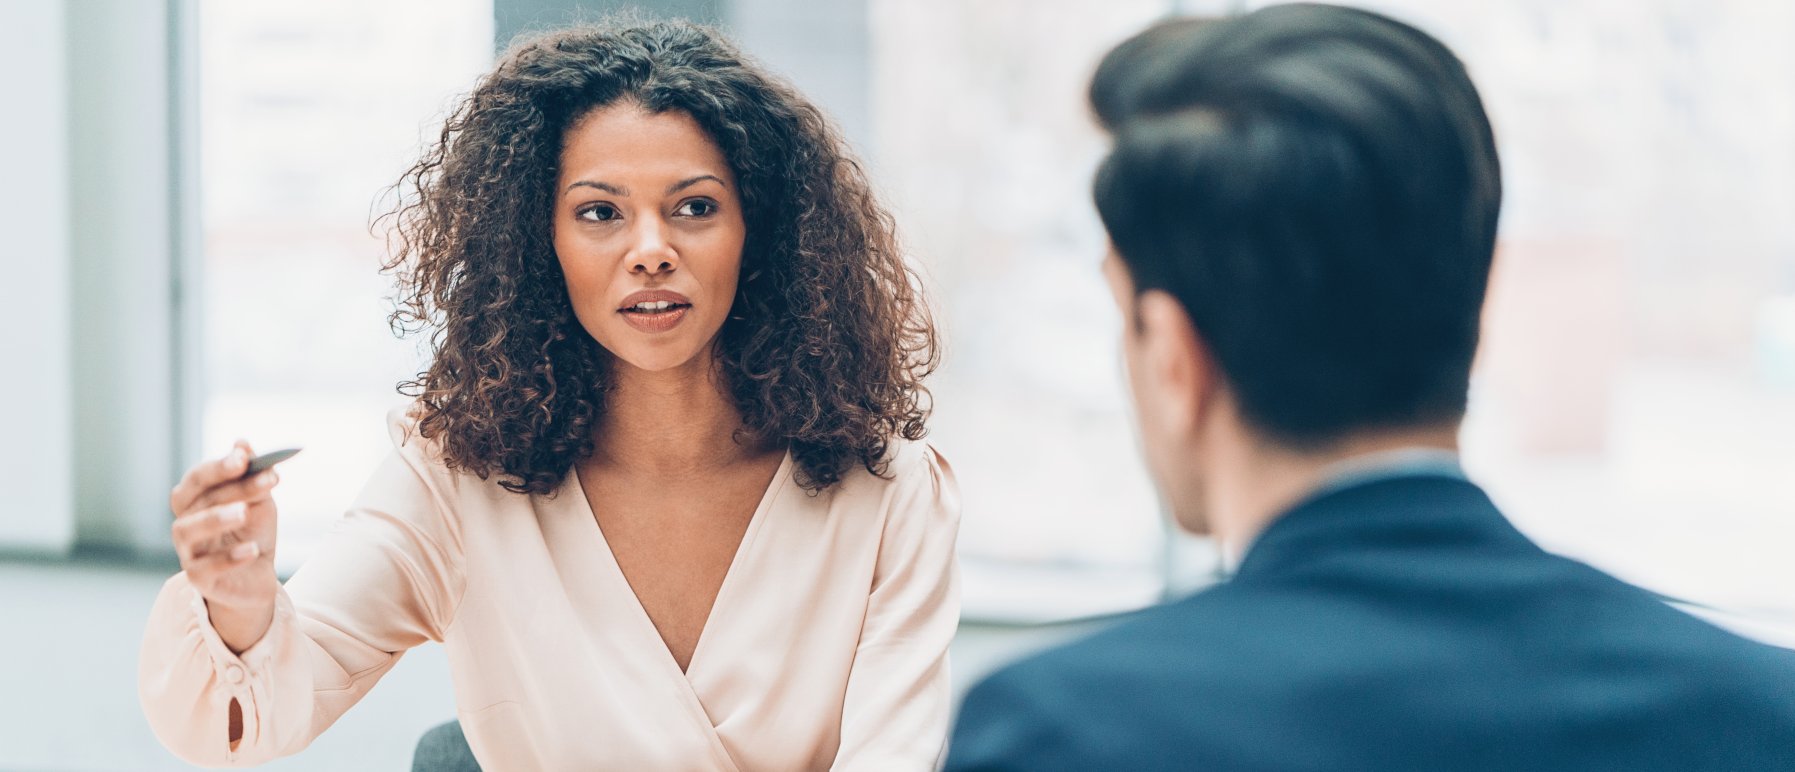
xmin=378 ymin=19 xmax=937 ymax=495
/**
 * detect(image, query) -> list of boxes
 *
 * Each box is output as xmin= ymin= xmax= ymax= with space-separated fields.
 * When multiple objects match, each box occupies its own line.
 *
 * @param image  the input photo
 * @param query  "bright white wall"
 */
xmin=0 ymin=1 xmax=76 ymax=553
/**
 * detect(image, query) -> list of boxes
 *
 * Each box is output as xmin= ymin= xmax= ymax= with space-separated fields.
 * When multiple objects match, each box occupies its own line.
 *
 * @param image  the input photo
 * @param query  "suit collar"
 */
xmin=1229 ymin=474 xmax=1533 ymax=583
xmin=1221 ymin=449 xmax=1467 ymax=572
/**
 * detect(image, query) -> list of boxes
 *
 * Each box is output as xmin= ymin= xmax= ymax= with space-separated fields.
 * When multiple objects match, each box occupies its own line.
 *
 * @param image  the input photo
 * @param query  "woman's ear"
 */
xmin=1135 ymin=289 xmax=1212 ymax=437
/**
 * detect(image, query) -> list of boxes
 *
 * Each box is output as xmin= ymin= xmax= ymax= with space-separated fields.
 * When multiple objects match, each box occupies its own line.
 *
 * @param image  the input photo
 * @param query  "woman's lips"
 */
xmin=616 ymin=289 xmax=693 ymax=334
xmin=618 ymin=304 xmax=689 ymax=333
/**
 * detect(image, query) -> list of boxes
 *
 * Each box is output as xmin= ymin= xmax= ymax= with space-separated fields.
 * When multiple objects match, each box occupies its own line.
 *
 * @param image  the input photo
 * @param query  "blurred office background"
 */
xmin=3 ymin=0 xmax=1793 ymax=768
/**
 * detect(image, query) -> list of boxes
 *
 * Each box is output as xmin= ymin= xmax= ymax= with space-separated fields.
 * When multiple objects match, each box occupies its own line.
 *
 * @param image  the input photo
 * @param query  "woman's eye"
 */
xmin=579 ymin=204 xmax=620 ymax=222
xmin=675 ymin=199 xmax=717 ymax=218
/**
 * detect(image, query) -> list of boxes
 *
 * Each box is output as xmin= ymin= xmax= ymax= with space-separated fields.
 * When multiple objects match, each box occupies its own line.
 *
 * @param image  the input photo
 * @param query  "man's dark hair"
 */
xmin=1091 ymin=4 xmax=1501 ymax=447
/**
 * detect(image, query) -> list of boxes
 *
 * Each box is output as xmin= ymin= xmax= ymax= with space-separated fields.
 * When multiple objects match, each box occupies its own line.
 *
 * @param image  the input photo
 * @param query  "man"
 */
xmin=945 ymin=4 xmax=1795 ymax=770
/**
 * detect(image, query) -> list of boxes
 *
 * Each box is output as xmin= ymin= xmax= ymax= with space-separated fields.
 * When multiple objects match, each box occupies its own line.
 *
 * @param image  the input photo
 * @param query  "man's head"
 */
xmin=1092 ymin=4 xmax=1501 ymax=532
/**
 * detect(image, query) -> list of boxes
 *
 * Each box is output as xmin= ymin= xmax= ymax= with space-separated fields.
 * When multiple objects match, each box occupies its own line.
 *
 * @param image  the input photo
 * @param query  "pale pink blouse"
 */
xmin=138 ymin=409 xmax=961 ymax=770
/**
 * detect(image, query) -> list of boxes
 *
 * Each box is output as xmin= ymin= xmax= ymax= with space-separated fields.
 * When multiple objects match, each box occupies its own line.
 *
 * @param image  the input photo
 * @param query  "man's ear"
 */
xmin=1135 ymin=289 xmax=1212 ymax=436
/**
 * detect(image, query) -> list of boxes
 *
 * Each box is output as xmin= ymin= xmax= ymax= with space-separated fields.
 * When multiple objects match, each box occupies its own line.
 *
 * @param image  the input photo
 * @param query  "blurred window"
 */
xmin=875 ymin=0 xmax=1795 ymax=622
xmin=198 ymin=0 xmax=493 ymax=572
xmin=871 ymin=0 xmax=1179 ymax=620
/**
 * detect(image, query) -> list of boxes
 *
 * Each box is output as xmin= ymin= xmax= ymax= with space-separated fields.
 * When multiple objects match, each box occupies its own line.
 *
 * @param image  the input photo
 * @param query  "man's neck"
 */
xmin=1206 ymin=424 xmax=1462 ymax=566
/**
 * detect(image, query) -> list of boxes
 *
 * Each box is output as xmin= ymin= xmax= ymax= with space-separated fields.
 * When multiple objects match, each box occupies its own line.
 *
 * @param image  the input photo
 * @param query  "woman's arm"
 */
xmin=138 ymin=410 xmax=464 ymax=766
xmin=833 ymin=444 xmax=963 ymax=771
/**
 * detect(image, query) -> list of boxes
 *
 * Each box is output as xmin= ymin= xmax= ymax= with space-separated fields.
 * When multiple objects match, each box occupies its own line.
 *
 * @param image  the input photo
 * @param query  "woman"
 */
xmin=140 ymin=20 xmax=958 ymax=771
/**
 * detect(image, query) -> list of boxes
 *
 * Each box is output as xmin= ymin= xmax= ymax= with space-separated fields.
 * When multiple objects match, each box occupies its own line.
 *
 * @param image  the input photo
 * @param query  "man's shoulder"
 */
xmin=948 ymin=589 xmax=1263 ymax=770
xmin=968 ymin=585 xmax=1261 ymax=712
xmin=975 ymin=546 xmax=1795 ymax=702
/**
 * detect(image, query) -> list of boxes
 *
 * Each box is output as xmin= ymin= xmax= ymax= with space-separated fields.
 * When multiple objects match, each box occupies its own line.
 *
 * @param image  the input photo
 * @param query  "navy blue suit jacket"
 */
xmin=946 ymin=476 xmax=1795 ymax=771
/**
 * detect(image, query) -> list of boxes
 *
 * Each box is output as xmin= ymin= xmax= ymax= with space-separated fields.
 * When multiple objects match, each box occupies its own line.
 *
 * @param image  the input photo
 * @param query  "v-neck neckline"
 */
xmin=566 ymin=449 xmax=793 ymax=684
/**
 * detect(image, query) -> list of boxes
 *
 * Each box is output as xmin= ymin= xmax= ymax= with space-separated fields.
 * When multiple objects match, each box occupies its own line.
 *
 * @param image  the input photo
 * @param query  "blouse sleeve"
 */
xmin=833 ymin=444 xmax=963 ymax=771
xmin=137 ymin=409 xmax=465 ymax=766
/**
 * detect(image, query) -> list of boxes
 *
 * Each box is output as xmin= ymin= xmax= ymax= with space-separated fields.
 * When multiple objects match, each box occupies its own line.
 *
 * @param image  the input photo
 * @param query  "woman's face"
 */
xmin=553 ymin=103 xmax=747 ymax=374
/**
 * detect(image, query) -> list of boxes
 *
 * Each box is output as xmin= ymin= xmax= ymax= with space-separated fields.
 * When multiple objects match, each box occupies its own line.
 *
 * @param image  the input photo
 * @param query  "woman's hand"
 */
xmin=168 ymin=440 xmax=282 ymax=654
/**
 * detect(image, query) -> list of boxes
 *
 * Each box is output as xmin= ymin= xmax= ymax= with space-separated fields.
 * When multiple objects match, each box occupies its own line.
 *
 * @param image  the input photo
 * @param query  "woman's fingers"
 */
xmin=183 ymin=541 xmax=264 ymax=598
xmin=172 ymin=502 xmax=250 ymax=559
xmin=169 ymin=440 xmax=257 ymax=514
xmin=187 ymin=470 xmax=280 ymax=514
xmin=168 ymin=439 xmax=280 ymax=619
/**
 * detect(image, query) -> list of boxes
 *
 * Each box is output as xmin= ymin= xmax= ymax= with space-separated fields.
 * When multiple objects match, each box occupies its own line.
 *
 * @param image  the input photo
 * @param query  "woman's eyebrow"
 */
xmin=566 ymin=180 xmax=628 ymax=195
xmin=666 ymin=174 xmax=726 ymax=195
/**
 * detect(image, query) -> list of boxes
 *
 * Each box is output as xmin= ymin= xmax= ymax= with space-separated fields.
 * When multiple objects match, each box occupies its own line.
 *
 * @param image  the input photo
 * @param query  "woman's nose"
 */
xmin=627 ymin=219 xmax=679 ymax=275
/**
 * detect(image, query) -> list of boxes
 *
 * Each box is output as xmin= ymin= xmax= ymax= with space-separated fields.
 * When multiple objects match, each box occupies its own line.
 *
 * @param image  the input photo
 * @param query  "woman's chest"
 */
xmin=438 ymin=484 xmax=885 ymax=769
xmin=585 ymin=489 xmax=758 ymax=671
xmin=577 ymin=455 xmax=784 ymax=671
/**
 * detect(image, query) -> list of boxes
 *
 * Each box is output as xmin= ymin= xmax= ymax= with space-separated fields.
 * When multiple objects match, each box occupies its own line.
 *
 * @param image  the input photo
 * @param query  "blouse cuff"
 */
xmin=189 ymin=583 xmax=301 ymax=758
xmin=184 ymin=582 xmax=289 ymax=682
xmin=141 ymin=573 xmax=308 ymax=765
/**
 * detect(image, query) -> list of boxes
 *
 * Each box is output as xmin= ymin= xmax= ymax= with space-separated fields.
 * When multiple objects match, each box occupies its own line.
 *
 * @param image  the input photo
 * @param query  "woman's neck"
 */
xmin=590 ymin=351 xmax=764 ymax=475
